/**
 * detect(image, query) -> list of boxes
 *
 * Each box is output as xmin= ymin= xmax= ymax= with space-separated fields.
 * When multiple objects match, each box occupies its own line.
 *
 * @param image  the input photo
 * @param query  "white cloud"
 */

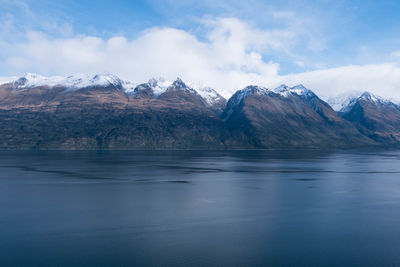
xmin=280 ymin=63 xmax=400 ymax=101
xmin=2 ymin=16 xmax=400 ymax=102
xmin=1 ymin=18 xmax=290 ymax=97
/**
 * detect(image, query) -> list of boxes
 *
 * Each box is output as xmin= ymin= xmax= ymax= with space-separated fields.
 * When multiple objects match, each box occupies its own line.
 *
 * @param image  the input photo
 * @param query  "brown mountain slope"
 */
xmin=0 ymin=79 xmax=235 ymax=149
xmin=221 ymin=85 xmax=376 ymax=148
xmin=340 ymin=92 xmax=400 ymax=144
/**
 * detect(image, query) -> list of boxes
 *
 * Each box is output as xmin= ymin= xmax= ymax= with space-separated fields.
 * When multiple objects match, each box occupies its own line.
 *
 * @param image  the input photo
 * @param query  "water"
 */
xmin=1 ymin=150 xmax=400 ymax=266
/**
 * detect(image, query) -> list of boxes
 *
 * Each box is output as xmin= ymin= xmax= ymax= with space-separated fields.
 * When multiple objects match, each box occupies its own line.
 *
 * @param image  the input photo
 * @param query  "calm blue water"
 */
xmin=1 ymin=150 xmax=400 ymax=266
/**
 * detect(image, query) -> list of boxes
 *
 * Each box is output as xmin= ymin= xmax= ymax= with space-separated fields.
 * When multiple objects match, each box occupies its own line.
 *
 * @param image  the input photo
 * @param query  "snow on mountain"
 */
xmin=229 ymin=85 xmax=269 ymax=105
xmin=59 ymin=73 xmax=124 ymax=89
xmin=290 ymin=84 xmax=315 ymax=98
xmin=7 ymin=73 xmax=132 ymax=91
xmin=340 ymin=91 xmax=395 ymax=113
xmin=325 ymin=91 xmax=363 ymax=111
xmin=6 ymin=73 xmax=398 ymax=113
xmin=169 ymin=78 xmax=198 ymax=95
xmin=184 ymin=81 xmax=226 ymax=106
xmin=146 ymin=77 xmax=172 ymax=96
xmin=12 ymin=73 xmax=64 ymax=89
xmin=139 ymin=77 xmax=200 ymax=96
xmin=272 ymin=84 xmax=291 ymax=97
xmin=142 ymin=77 xmax=209 ymax=97
xmin=227 ymin=84 xmax=315 ymax=107
xmin=272 ymin=84 xmax=315 ymax=98
xmin=221 ymin=84 xmax=321 ymax=120
xmin=220 ymin=85 xmax=268 ymax=119
xmin=131 ymin=77 xmax=224 ymax=107
xmin=195 ymin=86 xmax=225 ymax=105
xmin=121 ymin=80 xmax=137 ymax=93
xmin=0 ymin=74 xmax=316 ymax=107
xmin=359 ymin=91 xmax=388 ymax=103
xmin=2 ymin=74 xmax=221 ymax=104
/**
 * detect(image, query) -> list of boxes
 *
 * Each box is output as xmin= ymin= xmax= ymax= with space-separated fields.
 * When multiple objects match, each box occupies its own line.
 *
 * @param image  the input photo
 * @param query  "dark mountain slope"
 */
xmin=221 ymin=85 xmax=376 ymax=148
xmin=340 ymin=92 xmax=400 ymax=144
xmin=0 ymin=78 xmax=235 ymax=149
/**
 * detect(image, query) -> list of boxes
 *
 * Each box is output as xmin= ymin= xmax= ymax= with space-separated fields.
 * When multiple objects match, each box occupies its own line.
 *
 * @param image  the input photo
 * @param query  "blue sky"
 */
xmin=1 ymin=0 xmax=400 ymax=98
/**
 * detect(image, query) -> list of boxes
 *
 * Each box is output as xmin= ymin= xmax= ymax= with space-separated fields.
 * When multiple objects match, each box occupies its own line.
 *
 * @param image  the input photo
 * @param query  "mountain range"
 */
xmin=0 ymin=73 xmax=398 ymax=149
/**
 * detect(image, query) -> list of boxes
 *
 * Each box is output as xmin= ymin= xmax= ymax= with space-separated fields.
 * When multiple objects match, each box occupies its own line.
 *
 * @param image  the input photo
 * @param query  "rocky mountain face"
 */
xmin=339 ymin=92 xmax=400 ymax=144
xmin=0 ymin=73 xmax=398 ymax=149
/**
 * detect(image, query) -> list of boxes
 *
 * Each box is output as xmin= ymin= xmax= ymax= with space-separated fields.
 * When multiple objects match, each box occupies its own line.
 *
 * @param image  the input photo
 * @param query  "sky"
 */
xmin=1 ymin=0 xmax=400 ymax=99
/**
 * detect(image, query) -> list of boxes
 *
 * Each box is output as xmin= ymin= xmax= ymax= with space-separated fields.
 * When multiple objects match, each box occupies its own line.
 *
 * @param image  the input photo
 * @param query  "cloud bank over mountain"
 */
xmin=1 ymin=1 xmax=400 ymax=100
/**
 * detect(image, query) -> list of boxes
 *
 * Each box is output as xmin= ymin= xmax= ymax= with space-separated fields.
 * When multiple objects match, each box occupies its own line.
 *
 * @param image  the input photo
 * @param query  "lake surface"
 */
xmin=1 ymin=150 xmax=400 ymax=266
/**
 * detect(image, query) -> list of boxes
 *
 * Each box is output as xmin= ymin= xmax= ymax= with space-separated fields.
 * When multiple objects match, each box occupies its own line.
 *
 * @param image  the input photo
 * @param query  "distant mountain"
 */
xmin=220 ymin=84 xmax=375 ymax=148
xmin=0 ymin=73 xmax=398 ymax=149
xmin=11 ymin=73 xmax=128 ymax=91
xmin=0 ymin=73 xmax=128 ymax=110
xmin=0 ymin=74 xmax=234 ymax=149
xmin=0 ymin=73 xmax=225 ymax=111
xmin=130 ymin=77 xmax=226 ymax=114
xmin=340 ymin=92 xmax=400 ymax=144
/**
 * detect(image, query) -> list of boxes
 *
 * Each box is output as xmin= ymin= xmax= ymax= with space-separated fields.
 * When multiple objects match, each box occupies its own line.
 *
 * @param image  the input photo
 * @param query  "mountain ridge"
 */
xmin=0 ymin=73 xmax=398 ymax=149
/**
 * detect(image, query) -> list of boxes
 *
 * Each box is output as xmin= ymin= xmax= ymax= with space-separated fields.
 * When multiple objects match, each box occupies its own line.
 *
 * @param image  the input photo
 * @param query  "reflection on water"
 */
xmin=1 ymin=150 xmax=400 ymax=266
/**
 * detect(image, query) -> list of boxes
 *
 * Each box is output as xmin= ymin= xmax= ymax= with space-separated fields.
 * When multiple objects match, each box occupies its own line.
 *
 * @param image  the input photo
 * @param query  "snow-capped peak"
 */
xmin=60 ymin=74 xmax=91 ymax=88
xmin=274 ymin=84 xmax=289 ymax=91
xmin=224 ymin=84 xmax=319 ymax=119
xmin=182 ymin=80 xmax=226 ymax=106
xmin=10 ymin=73 xmax=126 ymax=90
xmin=172 ymin=78 xmax=186 ymax=88
xmin=271 ymin=84 xmax=313 ymax=98
xmin=168 ymin=78 xmax=197 ymax=94
xmin=195 ymin=86 xmax=225 ymax=105
xmin=272 ymin=84 xmax=291 ymax=97
xmin=139 ymin=77 xmax=198 ymax=96
xmin=290 ymin=84 xmax=309 ymax=95
xmin=58 ymin=73 xmax=123 ymax=89
xmin=357 ymin=91 xmax=396 ymax=106
xmin=146 ymin=77 xmax=172 ymax=96
xmin=13 ymin=73 xmax=64 ymax=89
xmin=242 ymin=85 xmax=269 ymax=96
xmin=229 ymin=85 xmax=268 ymax=106
xmin=220 ymin=85 xmax=269 ymax=120
xmin=291 ymin=84 xmax=316 ymax=99
xmin=359 ymin=91 xmax=382 ymax=102
xmin=339 ymin=91 xmax=395 ymax=113
xmin=90 ymin=74 xmax=122 ymax=87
